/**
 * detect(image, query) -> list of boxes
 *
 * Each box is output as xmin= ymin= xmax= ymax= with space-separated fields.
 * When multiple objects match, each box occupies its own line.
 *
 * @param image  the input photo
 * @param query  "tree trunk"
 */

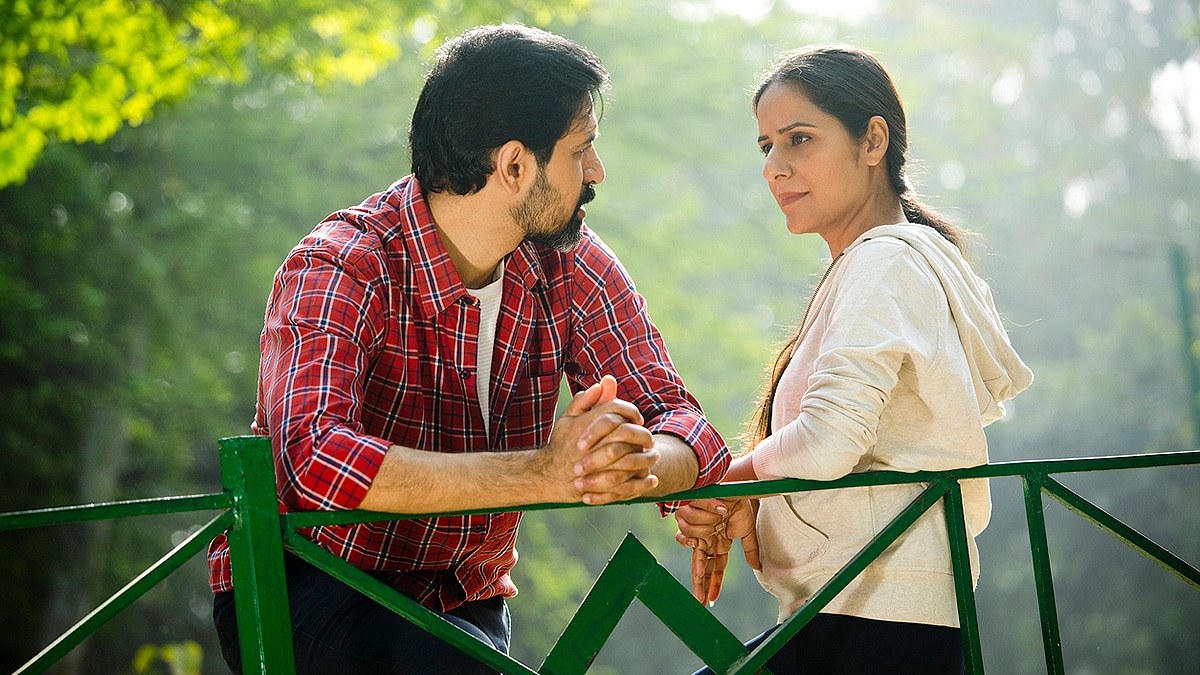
xmin=35 ymin=402 xmax=130 ymax=674
xmin=37 ymin=315 xmax=145 ymax=674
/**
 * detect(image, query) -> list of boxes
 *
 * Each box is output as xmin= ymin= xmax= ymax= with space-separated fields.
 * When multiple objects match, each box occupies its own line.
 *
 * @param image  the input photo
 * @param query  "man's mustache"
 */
xmin=577 ymin=184 xmax=596 ymax=208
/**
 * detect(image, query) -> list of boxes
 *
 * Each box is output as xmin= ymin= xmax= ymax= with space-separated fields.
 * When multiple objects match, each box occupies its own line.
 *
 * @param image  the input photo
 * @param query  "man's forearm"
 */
xmin=358 ymin=383 xmax=657 ymax=513
xmin=644 ymin=433 xmax=701 ymax=497
xmin=357 ymin=445 xmax=559 ymax=514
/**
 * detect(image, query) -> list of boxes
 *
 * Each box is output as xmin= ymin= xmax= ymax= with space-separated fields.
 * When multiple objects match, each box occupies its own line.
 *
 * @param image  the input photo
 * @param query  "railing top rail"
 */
xmin=0 ymin=492 xmax=232 ymax=532
xmin=4 ymin=450 xmax=1194 ymax=532
xmin=282 ymin=449 xmax=1200 ymax=530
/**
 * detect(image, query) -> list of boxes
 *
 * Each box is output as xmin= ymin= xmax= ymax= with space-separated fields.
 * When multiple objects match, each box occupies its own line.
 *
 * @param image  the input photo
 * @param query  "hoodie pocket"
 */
xmin=757 ymin=494 xmax=831 ymax=575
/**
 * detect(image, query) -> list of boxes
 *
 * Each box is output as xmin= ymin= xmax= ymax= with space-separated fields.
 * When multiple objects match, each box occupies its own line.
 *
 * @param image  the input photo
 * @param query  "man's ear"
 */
xmin=864 ymin=116 xmax=889 ymax=167
xmin=493 ymin=140 xmax=537 ymax=195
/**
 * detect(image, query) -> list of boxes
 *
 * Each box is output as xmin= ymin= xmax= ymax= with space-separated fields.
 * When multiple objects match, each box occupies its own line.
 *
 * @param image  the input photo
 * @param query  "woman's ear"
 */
xmin=493 ymin=140 xmax=537 ymax=195
xmin=864 ymin=116 xmax=889 ymax=167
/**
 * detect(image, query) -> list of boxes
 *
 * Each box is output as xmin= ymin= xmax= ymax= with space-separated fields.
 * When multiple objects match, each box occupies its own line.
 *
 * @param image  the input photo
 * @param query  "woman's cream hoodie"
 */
xmin=750 ymin=223 xmax=1033 ymax=627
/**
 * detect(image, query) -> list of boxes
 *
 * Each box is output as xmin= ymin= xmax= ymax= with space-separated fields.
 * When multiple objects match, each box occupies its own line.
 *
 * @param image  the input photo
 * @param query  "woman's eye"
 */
xmin=759 ymin=143 xmax=772 ymax=156
xmin=791 ymin=134 xmax=808 ymax=146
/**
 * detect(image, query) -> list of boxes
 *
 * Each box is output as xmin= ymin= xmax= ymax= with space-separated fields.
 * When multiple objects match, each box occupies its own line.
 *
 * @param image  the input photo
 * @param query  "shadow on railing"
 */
xmin=3 ymin=435 xmax=1199 ymax=674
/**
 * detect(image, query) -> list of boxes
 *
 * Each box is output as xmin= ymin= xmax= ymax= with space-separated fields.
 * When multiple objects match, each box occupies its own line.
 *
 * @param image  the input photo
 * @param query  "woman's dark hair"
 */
xmin=409 ymin=24 xmax=609 ymax=195
xmin=744 ymin=45 xmax=967 ymax=450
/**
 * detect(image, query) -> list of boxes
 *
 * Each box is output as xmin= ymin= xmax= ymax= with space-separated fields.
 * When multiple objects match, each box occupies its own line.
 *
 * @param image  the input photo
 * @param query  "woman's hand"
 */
xmin=674 ymin=498 xmax=759 ymax=605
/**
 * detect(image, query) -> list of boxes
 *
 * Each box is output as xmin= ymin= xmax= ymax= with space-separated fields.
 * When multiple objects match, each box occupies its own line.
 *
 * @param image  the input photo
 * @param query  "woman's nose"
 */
xmin=762 ymin=149 xmax=789 ymax=182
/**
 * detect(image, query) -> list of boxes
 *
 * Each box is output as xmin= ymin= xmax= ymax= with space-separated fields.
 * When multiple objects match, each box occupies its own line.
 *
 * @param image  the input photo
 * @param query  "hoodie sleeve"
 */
xmin=752 ymin=239 xmax=947 ymax=481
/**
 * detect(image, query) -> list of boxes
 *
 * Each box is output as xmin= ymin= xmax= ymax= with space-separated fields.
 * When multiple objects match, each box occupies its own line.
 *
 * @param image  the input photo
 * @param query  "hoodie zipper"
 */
xmin=797 ymin=250 xmax=846 ymax=336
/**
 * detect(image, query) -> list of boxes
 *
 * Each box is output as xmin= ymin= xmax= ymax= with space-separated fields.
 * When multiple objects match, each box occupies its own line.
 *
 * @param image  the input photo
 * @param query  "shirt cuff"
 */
xmin=648 ymin=410 xmax=730 ymax=515
xmin=648 ymin=410 xmax=730 ymax=489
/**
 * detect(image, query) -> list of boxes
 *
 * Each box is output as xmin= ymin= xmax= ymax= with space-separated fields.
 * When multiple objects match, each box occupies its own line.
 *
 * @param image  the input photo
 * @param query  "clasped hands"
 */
xmin=548 ymin=375 xmax=760 ymax=606
xmin=546 ymin=374 xmax=660 ymax=506
xmin=674 ymin=497 xmax=760 ymax=606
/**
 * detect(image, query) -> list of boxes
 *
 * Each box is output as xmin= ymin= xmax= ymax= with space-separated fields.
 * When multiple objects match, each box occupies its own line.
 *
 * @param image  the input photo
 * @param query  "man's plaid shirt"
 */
xmin=207 ymin=175 xmax=729 ymax=611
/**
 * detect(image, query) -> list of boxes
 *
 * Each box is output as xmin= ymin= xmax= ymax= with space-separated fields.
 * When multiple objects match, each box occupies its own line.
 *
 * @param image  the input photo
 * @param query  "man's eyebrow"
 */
xmin=758 ymin=122 xmax=813 ymax=143
xmin=578 ymin=131 xmax=598 ymax=148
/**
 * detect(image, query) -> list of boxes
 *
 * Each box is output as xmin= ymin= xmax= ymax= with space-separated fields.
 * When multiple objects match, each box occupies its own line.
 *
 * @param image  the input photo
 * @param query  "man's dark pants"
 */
xmin=213 ymin=553 xmax=509 ymax=674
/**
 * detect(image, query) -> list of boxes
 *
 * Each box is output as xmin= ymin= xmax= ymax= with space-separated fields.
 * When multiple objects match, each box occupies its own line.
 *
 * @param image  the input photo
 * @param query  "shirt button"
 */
xmin=460 ymin=369 xmax=472 ymax=380
xmin=471 ymin=524 xmax=486 ymax=533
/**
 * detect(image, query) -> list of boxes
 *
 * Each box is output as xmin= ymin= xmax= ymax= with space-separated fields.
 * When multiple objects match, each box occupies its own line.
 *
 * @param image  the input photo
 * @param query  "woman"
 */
xmin=676 ymin=45 xmax=1033 ymax=673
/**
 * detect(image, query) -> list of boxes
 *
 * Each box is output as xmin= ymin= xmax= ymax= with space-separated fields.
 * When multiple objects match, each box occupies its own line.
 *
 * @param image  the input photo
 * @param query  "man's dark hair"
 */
xmin=409 ymin=24 xmax=609 ymax=195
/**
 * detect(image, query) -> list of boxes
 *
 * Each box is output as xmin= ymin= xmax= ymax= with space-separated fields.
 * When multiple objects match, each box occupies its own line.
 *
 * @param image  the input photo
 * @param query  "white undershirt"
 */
xmin=465 ymin=264 xmax=504 ymax=435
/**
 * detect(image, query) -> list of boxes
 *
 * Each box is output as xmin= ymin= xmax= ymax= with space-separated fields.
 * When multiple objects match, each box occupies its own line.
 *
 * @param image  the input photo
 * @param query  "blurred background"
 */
xmin=2 ymin=0 xmax=1198 ymax=673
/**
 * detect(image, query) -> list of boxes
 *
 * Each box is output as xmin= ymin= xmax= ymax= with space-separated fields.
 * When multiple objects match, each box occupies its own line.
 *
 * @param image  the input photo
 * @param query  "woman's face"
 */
xmin=756 ymin=82 xmax=873 ymax=240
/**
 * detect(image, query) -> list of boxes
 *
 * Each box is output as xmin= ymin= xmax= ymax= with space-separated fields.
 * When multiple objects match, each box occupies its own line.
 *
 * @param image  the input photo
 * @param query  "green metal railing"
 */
xmin=3 ymin=435 xmax=1198 ymax=674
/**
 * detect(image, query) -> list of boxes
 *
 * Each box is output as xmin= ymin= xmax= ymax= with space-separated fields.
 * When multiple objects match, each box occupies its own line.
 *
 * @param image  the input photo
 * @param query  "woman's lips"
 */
xmin=777 ymin=191 xmax=807 ymax=207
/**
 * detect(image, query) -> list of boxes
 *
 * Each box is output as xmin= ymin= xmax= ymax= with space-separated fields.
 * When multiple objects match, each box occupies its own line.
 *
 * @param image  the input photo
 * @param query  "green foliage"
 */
xmin=0 ymin=0 xmax=587 ymax=188
xmin=0 ymin=1 xmax=582 ymax=672
xmin=3 ymin=0 xmax=1199 ymax=672
xmin=132 ymin=640 xmax=203 ymax=675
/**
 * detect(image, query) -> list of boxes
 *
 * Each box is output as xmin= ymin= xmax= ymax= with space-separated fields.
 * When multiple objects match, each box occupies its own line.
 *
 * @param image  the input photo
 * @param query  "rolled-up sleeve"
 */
xmin=255 ymin=239 xmax=393 ymax=512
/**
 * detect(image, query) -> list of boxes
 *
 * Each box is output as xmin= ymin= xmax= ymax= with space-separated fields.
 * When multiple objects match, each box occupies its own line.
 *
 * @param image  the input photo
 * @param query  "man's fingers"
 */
xmin=578 ymin=474 xmax=659 ymax=505
xmin=573 ymin=447 xmax=659 ymax=493
xmin=673 ymin=500 xmax=731 ymax=541
xmin=597 ymin=374 xmax=617 ymax=404
xmin=562 ymin=375 xmax=619 ymax=419
xmin=574 ymin=432 xmax=656 ymax=476
xmin=561 ymin=380 xmax=604 ymax=417
xmin=574 ymin=403 xmax=646 ymax=453
xmin=676 ymin=501 xmax=725 ymax=526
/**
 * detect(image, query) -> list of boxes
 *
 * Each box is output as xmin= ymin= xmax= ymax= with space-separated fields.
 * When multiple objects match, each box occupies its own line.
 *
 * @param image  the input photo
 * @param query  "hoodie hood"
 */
xmin=855 ymin=223 xmax=1034 ymax=425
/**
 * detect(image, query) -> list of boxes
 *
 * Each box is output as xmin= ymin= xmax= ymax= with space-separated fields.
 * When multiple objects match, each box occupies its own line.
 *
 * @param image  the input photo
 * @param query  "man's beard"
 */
xmin=516 ymin=171 xmax=596 ymax=252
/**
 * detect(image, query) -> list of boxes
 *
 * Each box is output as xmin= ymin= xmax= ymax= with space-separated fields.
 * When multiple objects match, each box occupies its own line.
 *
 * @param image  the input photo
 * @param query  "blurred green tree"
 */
xmin=0 ymin=0 xmax=585 ymax=187
xmin=4 ymin=0 xmax=1199 ymax=672
xmin=0 ymin=2 xmax=582 ymax=673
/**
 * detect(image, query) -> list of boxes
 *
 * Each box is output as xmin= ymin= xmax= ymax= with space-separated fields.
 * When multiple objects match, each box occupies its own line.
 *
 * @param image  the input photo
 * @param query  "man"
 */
xmin=207 ymin=23 xmax=730 ymax=674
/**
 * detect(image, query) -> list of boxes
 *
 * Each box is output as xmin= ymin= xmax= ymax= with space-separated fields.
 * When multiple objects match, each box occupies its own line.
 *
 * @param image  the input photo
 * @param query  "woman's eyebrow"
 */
xmin=758 ymin=122 xmax=814 ymax=143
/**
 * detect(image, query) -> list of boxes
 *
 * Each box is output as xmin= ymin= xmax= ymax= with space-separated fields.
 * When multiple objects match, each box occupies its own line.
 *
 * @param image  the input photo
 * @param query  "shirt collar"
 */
xmin=390 ymin=176 xmax=549 ymax=318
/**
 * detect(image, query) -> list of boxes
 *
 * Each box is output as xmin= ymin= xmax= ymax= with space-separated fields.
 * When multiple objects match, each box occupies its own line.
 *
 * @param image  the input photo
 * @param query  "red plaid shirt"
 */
xmin=207 ymin=175 xmax=729 ymax=611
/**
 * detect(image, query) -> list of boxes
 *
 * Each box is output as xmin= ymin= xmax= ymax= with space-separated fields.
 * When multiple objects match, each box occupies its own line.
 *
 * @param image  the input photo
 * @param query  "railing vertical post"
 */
xmin=219 ymin=436 xmax=295 ymax=674
xmin=942 ymin=479 xmax=984 ymax=673
xmin=1022 ymin=474 xmax=1065 ymax=675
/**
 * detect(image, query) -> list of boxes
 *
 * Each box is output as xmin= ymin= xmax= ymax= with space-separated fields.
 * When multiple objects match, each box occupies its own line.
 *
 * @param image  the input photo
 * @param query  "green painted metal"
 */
xmin=285 ymin=534 xmax=538 ymax=674
xmin=219 ymin=436 xmax=296 ymax=675
xmin=1023 ymin=474 xmax=1066 ymax=675
xmin=941 ymin=480 xmax=984 ymax=673
xmin=1040 ymin=476 xmax=1200 ymax=590
xmin=279 ymin=451 xmax=1200 ymax=531
xmin=0 ymin=493 xmax=229 ymax=531
xmin=15 ymin=511 xmax=233 ymax=674
xmin=541 ymin=533 xmax=750 ymax=675
xmin=4 ymin=436 xmax=1198 ymax=673
xmin=639 ymin=552 xmax=755 ymax=673
xmin=730 ymin=482 xmax=948 ymax=674
xmin=541 ymin=534 xmax=646 ymax=674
